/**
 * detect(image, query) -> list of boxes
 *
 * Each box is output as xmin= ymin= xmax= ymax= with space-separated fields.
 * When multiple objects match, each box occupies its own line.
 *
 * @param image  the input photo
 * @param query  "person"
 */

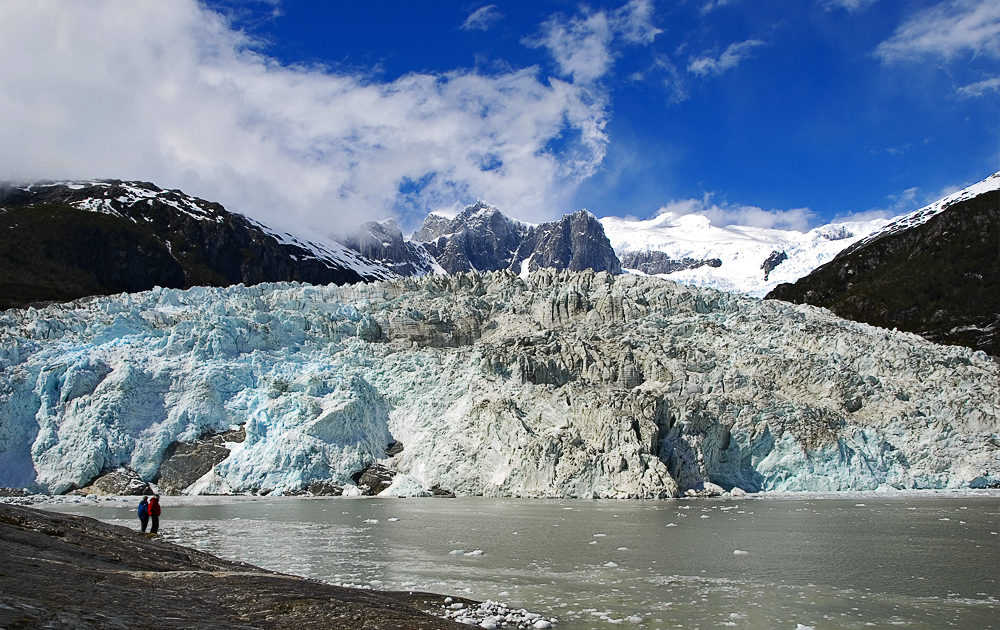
xmin=137 ymin=496 xmax=149 ymax=532
xmin=148 ymin=495 xmax=161 ymax=534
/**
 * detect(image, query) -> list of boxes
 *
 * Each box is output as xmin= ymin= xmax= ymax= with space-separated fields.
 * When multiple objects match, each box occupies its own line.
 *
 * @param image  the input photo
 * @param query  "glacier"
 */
xmin=1 ymin=270 xmax=997 ymax=497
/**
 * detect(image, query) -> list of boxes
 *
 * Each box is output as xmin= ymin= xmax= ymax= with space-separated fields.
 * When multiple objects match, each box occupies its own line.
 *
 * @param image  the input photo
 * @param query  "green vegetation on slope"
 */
xmin=0 ymin=204 xmax=185 ymax=310
xmin=767 ymin=192 xmax=999 ymax=356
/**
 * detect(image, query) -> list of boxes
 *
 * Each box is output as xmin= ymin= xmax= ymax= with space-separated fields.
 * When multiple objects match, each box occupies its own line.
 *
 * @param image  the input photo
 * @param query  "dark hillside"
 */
xmin=0 ymin=181 xmax=372 ymax=310
xmin=766 ymin=190 xmax=999 ymax=356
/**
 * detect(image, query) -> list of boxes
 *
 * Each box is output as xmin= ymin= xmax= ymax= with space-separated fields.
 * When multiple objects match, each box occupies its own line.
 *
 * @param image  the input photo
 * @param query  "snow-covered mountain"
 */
xmin=2 ymin=271 xmax=996 ymax=497
xmin=601 ymin=171 xmax=1000 ymax=298
xmin=601 ymin=212 xmax=890 ymax=298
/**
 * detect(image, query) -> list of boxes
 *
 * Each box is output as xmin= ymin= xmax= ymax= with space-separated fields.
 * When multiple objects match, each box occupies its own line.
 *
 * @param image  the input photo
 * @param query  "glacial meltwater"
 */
xmin=51 ymin=495 xmax=998 ymax=629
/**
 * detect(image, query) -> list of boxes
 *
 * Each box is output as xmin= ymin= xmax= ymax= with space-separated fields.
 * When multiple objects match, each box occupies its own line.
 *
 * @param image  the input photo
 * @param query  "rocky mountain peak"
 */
xmin=395 ymin=201 xmax=621 ymax=276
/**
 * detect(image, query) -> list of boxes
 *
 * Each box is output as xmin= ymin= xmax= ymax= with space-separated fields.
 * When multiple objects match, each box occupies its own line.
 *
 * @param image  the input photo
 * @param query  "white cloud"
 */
xmin=461 ymin=5 xmax=504 ymax=32
xmin=699 ymin=0 xmax=738 ymax=15
xmin=653 ymin=55 xmax=689 ymax=103
xmin=0 ymin=0 xmax=609 ymax=236
xmin=687 ymin=39 xmax=765 ymax=76
xmin=956 ymin=75 xmax=1000 ymax=98
xmin=848 ymin=184 xmax=964 ymax=222
xmin=525 ymin=0 xmax=661 ymax=84
xmin=655 ymin=195 xmax=815 ymax=231
xmin=875 ymin=0 xmax=1000 ymax=62
xmin=822 ymin=0 xmax=878 ymax=12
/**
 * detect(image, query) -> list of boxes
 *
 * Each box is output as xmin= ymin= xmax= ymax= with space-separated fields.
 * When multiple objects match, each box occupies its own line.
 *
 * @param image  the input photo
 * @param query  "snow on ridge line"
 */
xmin=244 ymin=217 xmax=396 ymax=281
xmin=852 ymin=171 xmax=1000 ymax=249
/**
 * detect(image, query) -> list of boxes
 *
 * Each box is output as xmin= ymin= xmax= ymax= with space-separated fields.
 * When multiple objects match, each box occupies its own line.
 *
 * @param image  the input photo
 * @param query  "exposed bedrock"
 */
xmin=154 ymin=427 xmax=246 ymax=495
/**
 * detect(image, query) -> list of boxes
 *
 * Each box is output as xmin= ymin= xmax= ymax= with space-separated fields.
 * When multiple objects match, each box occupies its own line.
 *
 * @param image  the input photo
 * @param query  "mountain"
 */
xmin=337 ymin=218 xmax=443 ymax=277
xmin=767 ymin=172 xmax=1000 ymax=356
xmin=347 ymin=201 xmax=622 ymax=277
xmin=0 ymin=180 xmax=391 ymax=310
xmin=601 ymin=211 xmax=891 ymax=297
xmin=1 ymin=270 xmax=996 ymax=497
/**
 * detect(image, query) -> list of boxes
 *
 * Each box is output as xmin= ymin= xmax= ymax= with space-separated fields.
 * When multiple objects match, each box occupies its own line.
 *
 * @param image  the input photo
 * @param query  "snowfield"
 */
xmin=1 ymin=270 xmax=997 ymax=497
xmin=601 ymin=212 xmax=891 ymax=297
xmin=602 ymin=171 xmax=1000 ymax=297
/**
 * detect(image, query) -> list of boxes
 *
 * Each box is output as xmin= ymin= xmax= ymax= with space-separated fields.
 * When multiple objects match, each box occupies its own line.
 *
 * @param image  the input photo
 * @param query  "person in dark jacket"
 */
xmin=137 ymin=496 xmax=149 ymax=532
xmin=148 ymin=495 xmax=161 ymax=534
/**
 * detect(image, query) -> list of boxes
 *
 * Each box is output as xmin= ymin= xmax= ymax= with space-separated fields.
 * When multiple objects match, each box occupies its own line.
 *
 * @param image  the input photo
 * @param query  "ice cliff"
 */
xmin=1 ymin=271 xmax=997 ymax=497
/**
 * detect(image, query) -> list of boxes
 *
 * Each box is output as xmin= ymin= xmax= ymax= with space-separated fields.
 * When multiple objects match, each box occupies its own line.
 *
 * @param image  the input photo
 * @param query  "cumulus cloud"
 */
xmin=875 ymin=0 xmax=1000 ymax=62
xmin=655 ymin=195 xmax=815 ymax=232
xmin=461 ymin=5 xmax=504 ymax=32
xmin=687 ymin=39 xmax=765 ymax=76
xmin=0 ymin=0 xmax=608 ymax=236
xmin=525 ymin=0 xmax=661 ymax=84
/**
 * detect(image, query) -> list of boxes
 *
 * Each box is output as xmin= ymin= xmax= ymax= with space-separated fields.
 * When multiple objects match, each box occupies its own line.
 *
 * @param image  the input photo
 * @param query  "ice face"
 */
xmin=1 ymin=270 xmax=997 ymax=497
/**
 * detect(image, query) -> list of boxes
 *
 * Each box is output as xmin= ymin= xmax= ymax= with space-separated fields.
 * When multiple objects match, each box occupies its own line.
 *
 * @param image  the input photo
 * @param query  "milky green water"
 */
xmin=53 ymin=496 xmax=999 ymax=629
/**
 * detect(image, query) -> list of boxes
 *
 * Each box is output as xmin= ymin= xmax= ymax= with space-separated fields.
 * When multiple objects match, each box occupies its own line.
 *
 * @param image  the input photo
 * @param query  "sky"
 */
xmin=0 ymin=0 xmax=997 ymax=239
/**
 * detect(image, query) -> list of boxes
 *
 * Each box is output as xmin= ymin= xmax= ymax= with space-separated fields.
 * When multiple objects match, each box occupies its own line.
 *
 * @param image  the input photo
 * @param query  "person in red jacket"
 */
xmin=148 ymin=495 xmax=161 ymax=534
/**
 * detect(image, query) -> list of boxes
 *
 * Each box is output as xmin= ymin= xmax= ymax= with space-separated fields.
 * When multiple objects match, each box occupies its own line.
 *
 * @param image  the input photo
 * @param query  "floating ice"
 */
xmin=733 ymin=550 xmax=749 ymax=555
xmin=604 ymin=561 xmax=619 ymax=568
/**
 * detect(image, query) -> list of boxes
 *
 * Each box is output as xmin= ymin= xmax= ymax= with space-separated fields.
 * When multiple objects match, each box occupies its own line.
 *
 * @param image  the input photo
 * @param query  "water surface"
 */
xmin=53 ymin=495 xmax=999 ymax=629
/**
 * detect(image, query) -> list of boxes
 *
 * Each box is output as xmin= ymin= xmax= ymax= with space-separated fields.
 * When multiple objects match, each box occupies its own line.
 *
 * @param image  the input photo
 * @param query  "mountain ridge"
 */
xmin=0 ymin=180 xmax=390 ymax=310
xmin=766 ymin=179 xmax=1000 ymax=356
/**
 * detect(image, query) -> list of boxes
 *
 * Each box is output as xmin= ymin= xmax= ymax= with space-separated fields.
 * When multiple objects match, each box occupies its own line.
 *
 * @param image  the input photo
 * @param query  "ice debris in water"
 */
xmin=439 ymin=600 xmax=556 ymax=629
xmin=733 ymin=549 xmax=749 ymax=555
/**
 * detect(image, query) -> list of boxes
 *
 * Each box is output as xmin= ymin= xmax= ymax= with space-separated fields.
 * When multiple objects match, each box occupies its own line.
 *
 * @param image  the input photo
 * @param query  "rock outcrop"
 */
xmin=0 ymin=503 xmax=473 ymax=630
xmin=761 ymin=250 xmax=787 ymax=280
xmin=70 ymin=467 xmax=152 ymax=496
xmin=619 ymin=251 xmax=722 ymax=275
xmin=155 ymin=427 xmax=246 ymax=495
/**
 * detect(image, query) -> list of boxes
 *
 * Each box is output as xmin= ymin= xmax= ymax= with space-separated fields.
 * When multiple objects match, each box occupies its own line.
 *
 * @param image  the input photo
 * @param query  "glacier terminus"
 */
xmin=0 ymin=270 xmax=997 ymax=497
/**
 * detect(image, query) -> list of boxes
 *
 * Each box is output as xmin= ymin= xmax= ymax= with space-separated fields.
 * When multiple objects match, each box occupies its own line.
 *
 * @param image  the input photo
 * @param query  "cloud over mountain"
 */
xmin=0 ymin=0 xmax=608 ymax=236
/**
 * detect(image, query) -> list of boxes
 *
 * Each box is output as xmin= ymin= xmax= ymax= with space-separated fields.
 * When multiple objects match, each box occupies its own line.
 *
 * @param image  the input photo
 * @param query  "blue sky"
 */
xmin=1 ymin=0 xmax=997 ymax=236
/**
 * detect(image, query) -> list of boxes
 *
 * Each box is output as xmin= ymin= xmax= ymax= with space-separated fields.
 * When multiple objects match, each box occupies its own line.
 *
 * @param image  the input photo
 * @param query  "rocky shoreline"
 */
xmin=0 ymin=503 xmax=476 ymax=629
